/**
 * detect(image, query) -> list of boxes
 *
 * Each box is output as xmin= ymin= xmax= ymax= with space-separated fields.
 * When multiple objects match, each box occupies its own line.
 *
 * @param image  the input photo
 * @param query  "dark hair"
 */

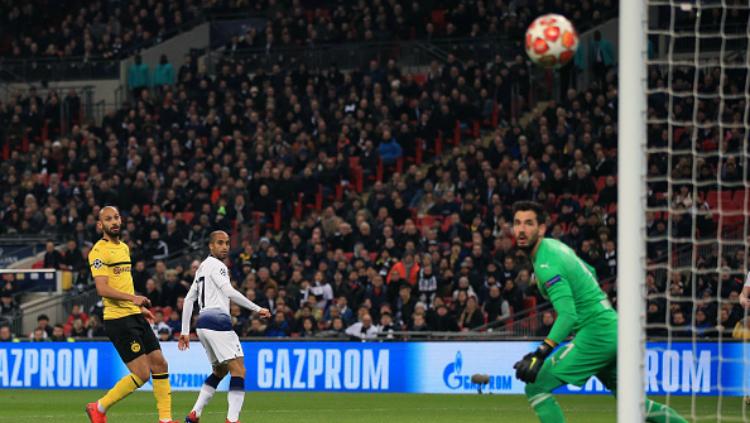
xmin=512 ymin=201 xmax=546 ymax=224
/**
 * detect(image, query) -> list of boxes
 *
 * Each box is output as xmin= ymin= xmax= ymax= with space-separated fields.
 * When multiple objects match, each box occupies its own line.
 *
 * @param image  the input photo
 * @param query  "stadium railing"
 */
xmin=210 ymin=36 xmax=521 ymax=73
xmin=0 ymin=57 xmax=120 ymax=82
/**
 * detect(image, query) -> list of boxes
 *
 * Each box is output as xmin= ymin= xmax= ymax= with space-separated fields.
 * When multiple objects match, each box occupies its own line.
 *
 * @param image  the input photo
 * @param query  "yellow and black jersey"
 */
xmin=89 ymin=239 xmax=141 ymax=320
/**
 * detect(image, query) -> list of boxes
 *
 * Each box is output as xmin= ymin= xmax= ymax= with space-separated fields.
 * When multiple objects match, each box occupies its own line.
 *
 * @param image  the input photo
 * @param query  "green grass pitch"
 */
xmin=0 ymin=390 xmax=746 ymax=422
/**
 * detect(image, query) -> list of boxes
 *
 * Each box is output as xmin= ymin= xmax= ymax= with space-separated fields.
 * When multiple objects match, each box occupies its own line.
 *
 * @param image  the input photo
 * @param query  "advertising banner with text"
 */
xmin=0 ymin=341 xmax=745 ymax=396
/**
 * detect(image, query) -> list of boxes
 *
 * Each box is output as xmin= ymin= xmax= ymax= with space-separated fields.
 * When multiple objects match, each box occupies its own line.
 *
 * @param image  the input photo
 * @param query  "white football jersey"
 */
xmin=191 ymin=255 xmax=233 ymax=315
xmin=182 ymin=255 xmax=261 ymax=334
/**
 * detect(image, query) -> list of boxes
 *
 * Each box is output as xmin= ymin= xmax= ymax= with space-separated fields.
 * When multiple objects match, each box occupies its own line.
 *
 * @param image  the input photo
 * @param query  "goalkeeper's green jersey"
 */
xmin=533 ymin=238 xmax=616 ymax=344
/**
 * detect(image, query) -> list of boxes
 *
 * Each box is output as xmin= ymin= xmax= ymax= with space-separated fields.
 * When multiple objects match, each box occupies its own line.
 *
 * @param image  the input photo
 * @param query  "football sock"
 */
xmin=193 ymin=372 xmax=222 ymax=417
xmin=227 ymin=376 xmax=245 ymax=422
xmin=99 ymin=373 xmax=144 ymax=412
xmin=151 ymin=372 xmax=173 ymax=422
xmin=529 ymin=393 xmax=566 ymax=423
xmin=645 ymin=399 xmax=689 ymax=423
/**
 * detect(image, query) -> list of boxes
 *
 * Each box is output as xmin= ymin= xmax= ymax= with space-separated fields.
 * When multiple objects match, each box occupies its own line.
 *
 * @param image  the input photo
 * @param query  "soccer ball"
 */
xmin=525 ymin=14 xmax=579 ymax=69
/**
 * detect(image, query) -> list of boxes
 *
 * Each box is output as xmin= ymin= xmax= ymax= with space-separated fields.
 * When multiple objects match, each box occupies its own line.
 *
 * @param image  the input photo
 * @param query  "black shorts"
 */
xmin=104 ymin=314 xmax=161 ymax=363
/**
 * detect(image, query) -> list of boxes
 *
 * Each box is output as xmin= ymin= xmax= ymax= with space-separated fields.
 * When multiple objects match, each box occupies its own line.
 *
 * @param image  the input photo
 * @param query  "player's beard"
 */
xmin=103 ymin=225 xmax=121 ymax=241
xmin=516 ymin=231 xmax=539 ymax=254
xmin=211 ymin=250 xmax=228 ymax=260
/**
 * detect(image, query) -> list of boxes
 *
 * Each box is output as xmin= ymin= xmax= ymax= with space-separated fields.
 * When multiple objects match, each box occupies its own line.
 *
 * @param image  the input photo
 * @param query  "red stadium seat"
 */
xmin=523 ymin=296 xmax=537 ymax=312
xmin=595 ymin=176 xmax=606 ymax=192
xmin=180 ymin=212 xmax=195 ymax=224
xmin=431 ymin=9 xmax=446 ymax=29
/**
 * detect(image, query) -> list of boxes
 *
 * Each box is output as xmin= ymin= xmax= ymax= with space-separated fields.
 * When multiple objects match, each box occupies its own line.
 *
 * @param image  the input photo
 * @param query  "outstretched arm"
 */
xmin=214 ymin=266 xmax=270 ymax=318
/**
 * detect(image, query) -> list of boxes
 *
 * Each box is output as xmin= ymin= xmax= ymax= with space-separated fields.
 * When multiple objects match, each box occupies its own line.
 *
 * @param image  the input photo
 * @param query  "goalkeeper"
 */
xmin=511 ymin=201 xmax=686 ymax=423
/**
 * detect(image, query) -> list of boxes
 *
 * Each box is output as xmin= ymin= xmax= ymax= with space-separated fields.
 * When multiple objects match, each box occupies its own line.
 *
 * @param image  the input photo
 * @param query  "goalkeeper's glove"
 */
xmin=513 ymin=339 xmax=556 ymax=383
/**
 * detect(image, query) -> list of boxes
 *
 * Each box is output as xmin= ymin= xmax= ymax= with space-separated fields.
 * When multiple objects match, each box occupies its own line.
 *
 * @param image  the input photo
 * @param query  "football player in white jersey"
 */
xmin=740 ymin=270 xmax=750 ymax=405
xmin=739 ymin=271 xmax=750 ymax=310
xmin=179 ymin=231 xmax=270 ymax=423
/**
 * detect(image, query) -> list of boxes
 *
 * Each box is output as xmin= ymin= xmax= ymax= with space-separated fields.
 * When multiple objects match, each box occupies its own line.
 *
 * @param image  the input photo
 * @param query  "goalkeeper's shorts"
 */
xmin=546 ymin=315 xmax=618 ymax=388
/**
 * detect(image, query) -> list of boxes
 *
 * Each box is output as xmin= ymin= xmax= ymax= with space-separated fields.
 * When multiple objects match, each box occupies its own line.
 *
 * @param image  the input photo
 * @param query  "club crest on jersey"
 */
xmin=545 ymin=275 xmax=562 ymax=288
xmin=220 ymin=267 xmax=227 ymax=277
xmin=130 ymin=341 xmax=141 ymax=353
xmin=92 ymin=259 xmax=103 ymax=269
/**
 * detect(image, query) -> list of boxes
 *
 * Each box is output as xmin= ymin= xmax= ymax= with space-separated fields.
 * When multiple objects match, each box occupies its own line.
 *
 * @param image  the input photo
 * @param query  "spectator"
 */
xmin=144 ymin=279 xmax=162 ymax=306
xmin=345 ymin=313 xmax=379 ymax=340
xmin=230 ymin=304 xmax=248 ymax=335
xmin=0 ymin=2 xmax=726 ymax=341
xmin=32 ymin=314 xmax=53 ymax=338
xmin=388 ymin=253 xmax=420 ymax=286
xmin=536 ymin=311 xmax=556 ymax=337
xmin=670 ymin=311 xmax=692 ymax=338
xmin=410 ymin=312 xmax=429 ymax=332
xmin=0 ymin=292 xmax=17 ymax=316
xmin=378 ymin=312 xmax=397 ymax=338
xmin=165 ymin=310 xmax=181 ymax=334
xmin=306 ymin=272 xmax=334 ymax=310
xmin=693 ymin=309 xmax=715 ymax=338
xmin=0 ymin=325 xmax=18 ymax=342
xmin=144 ymin=229 xmax=169 ymax=261
xmin=30 ymin=327 xmax=48 ymax=342
xmin=416 ymin=264 xmax=439 ymax=305
xmin=329 ymin=296 xmax=355 ymax=326
xmin=266 ymin=311 xmax=291 ymax=337
xmin=646 ymin=302 xmax=667 ymax=337
xmin=150 ymin=309 xmax=171 ymax=336
xmin=155 ymin=327 xmax=171 ymax=342
xmin=246 ymin=318 xmax=268 ymax=337
xmin=299 ymin=317 xmax=316 ymax=337
xmin=160 ymin=270 xmax=188 ymax=308
xmin=128 ymin=54 xmax=150 ymax=98
xmin=484 ymin=285 xmax=510 ymax=323
xmin=132 ymin=260 xmax=150 ymax=295
xmin=43 ymin=240 xmax=64 ymax=269
xmin=732 ymin=317 xmax=750 ymax=340
xmin=427 ymin=303 xmax=459 ymax=332
xmin=49 ymin=324 xmax=68 ymax=342
xmin=65 ymin=304 xmax=89 ymax=327
xmin=69 ymin=318 xmax=87 ymax=338
xmin=588 ymin=31 xmax=615 ymax=89
xmin=86 ymin=315 xmax=106 ymax=338
xmin=317 ymin=317 xmax=348 ymax=339
xmin=502 ymin=278 xmax=523 ymax=313
xmin=153 ymin=54 xmax=175 ymax=91
xmin=62 ymin=240 xmax=85 ymax=271
xmin=394 ymin=284 xmax=416 ymax=326
xmin=378 ymin=130 xmax=403 ymax=165
xmin=458 ymin=296 xmax=485 ymax=330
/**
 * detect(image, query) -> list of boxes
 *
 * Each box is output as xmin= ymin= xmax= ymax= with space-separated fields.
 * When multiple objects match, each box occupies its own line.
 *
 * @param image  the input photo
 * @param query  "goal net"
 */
xmin=642 ymin=0 xmax=750 ymax=421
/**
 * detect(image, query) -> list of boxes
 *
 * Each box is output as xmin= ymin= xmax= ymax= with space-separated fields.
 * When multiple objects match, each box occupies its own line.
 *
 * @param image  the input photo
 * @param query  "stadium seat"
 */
xmin=180 ymin=212 xmax=195 ymax=224
xmin=595 ymin=176 xmax=606 ymax=192
xmin=431 ymin=9 xmax=446 ymax=29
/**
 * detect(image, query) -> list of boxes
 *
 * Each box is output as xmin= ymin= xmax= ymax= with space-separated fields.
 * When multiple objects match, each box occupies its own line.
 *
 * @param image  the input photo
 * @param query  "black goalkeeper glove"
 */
xmin=513 ymin=340 xmax=556 ymax=383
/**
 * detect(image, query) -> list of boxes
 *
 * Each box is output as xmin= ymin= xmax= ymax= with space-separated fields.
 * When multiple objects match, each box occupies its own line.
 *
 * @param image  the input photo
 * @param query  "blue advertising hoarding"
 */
xmin=0 ymin=341 xmax=746 ymax=396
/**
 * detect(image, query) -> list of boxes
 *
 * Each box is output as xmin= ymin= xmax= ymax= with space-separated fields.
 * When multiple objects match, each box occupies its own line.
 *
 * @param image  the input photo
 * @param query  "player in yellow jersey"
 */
xmin=85 ymin=206 xmax=178 ymax=423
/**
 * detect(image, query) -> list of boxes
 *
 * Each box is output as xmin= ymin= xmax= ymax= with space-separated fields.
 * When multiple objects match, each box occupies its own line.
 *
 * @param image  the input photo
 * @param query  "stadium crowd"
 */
xmin=1 ymin=0 xmax=747 ymax=343
xmin=0 ymin=0 xmax=617 ymax=60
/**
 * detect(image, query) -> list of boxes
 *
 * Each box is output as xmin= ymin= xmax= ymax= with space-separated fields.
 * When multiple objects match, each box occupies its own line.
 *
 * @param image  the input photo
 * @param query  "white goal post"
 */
xmin=621 ymin=1 xmax=750 ymax=421
xmin=617 ymin=0 xmax=647 ymax=421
